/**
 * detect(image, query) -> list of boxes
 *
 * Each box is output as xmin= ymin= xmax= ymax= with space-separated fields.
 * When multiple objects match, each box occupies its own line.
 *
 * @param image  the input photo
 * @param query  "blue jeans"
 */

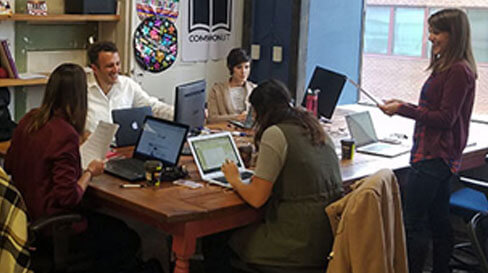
xmin=405 ymin=158 xmax=454 ymax=273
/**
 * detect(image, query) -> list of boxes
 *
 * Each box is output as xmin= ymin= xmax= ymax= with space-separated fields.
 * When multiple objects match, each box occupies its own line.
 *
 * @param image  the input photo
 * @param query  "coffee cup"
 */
xmin=340 ymin=139 xmax=355 ymax=160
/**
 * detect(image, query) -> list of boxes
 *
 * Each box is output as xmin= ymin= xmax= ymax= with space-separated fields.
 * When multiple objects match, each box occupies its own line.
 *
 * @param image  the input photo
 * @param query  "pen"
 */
xmin=119 ymin=183 xmax=144 ymax=188
xmin=231 ymin=131 xmax=247 ymax=137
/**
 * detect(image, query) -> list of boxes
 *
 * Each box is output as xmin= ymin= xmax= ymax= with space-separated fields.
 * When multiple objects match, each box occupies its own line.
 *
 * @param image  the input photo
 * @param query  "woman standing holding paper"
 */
xmin=5 ymin=63 xmax=140 ymax=273
xmin=379 ymin=9 xmax=476 ymax=273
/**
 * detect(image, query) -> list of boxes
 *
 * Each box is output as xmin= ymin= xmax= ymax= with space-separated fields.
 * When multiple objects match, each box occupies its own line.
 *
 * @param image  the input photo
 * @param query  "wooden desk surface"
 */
xmin=3 ymin=105 xmax=488 ymax=273
xmin=0 ymin=141 xmax=9 ymax=158
xmin=88 ymin=155 xmax=251 ymax=223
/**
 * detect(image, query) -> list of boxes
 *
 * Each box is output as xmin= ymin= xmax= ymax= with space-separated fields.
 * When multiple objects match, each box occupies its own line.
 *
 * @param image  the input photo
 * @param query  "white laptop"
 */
xmin=187 ymin=132 xmax=254 ymax=188
xmin=345 ymin=111 xmax=410 ymax=158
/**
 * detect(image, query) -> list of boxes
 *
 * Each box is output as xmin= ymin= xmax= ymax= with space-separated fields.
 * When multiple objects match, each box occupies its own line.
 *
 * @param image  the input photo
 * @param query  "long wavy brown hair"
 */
xmin=25 ymin=63 xmax=87 ymax=134
xmin=428 ymin=8 xmax=477 ymax=77
xmin=249 ymin=79 xmax=326 ymax=149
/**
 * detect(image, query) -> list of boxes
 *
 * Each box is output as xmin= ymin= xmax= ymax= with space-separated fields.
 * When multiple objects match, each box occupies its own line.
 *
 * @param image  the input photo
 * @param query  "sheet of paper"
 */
xmin=80 ymin=121 xmax=119 ymax=169
xmin=347 ymin=78 xmax=384 ymax=106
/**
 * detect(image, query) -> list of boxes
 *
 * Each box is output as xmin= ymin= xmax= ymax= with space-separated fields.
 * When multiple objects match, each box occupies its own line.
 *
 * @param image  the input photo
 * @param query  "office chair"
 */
xmin=449 ymin=167 xmax=488 ymax=272
xmin=29 ymin=212 xmax=92 ymax=273
xmin=0 ymin=168 xmax=92 ymax=273
xmin=467 ymin=211 xmax=488 ymax=273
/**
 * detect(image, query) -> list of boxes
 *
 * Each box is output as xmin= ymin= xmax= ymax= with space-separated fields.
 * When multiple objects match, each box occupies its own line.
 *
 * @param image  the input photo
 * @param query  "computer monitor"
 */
xmin=301 ymin=66 xmax=347 ymax=120
xmin=174 ymin=79 xmax=206 ymax=132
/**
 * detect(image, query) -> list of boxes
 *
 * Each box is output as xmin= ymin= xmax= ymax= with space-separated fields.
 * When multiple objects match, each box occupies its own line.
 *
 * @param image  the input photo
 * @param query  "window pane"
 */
xmin=393 ymin=8 xmax=424 ymax=56
xmin=364 ymin=6 xmax=390 ymax=54
xmin=467 ymin=9 xmax=488 ymax=63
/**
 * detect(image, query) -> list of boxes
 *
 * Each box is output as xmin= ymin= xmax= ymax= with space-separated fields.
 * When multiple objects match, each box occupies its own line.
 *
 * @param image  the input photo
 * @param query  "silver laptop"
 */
xmin=112 ymin=106 xmax=152 ymax=147
xmin=229 ymin=107 xmax=254 ymax=129
xmin=187 ymin=132 xmax=254 ymax=188
xmin=345 ymin=111 xmax=410 ymax=158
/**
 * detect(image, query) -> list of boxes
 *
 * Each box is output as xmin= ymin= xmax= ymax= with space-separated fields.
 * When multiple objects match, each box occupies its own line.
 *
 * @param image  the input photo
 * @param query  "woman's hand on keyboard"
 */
xmin=221 ymin=159 xmax=240 ymax=187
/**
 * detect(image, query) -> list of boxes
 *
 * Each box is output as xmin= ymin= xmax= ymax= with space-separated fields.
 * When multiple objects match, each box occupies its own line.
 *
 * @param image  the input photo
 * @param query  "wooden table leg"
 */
xmin=172 ymin=231 xmax=197 ymax=273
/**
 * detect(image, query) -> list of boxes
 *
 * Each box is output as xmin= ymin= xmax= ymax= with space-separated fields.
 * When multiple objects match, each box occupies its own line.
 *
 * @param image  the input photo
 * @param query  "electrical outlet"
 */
xmin=251 ymin=44 xmax=260 ymax=60
xmin=272 ymin=46 xmax=282 ymax=62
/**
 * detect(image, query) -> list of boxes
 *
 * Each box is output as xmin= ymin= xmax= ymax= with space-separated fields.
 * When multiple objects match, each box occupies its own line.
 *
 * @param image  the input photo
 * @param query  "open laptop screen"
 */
xmin=191 ymin=134 xmax=243 ymax=174
xmin=301 ymin=66 xmax=347 ymax=119
xmin=133 ymin=117 xmax=188 ymax=166
xmin=345 ymin=111 xmax=378 ymax=146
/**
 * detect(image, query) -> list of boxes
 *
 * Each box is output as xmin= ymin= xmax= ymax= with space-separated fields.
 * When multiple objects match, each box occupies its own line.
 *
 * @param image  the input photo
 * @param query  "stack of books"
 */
xmin=0 ymin=40 xmax=18 ymax=79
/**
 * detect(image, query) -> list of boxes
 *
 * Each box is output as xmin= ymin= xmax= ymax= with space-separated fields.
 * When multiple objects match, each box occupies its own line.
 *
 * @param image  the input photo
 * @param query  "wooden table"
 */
xmin=87 ymin=155 xmax=261 ymax=273
xmin=86 ymin=105 xmax=488 ymax=273
xmin=0 ymin=140 xmax=9 ymax=158
xmin=334 ymin=105 xmax=488 ymax=182
xmin=3 ymin=105 xmax=488 ymax=273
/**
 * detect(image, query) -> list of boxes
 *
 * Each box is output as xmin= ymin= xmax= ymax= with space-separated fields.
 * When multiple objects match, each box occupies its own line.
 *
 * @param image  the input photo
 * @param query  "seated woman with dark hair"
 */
xmin=207 ymin=48 xmax=256 ymax=123
xmin=205 ymin=79 xmax=343 ymax=273
xmin=5 ymin=63 xmax=140 ymax=273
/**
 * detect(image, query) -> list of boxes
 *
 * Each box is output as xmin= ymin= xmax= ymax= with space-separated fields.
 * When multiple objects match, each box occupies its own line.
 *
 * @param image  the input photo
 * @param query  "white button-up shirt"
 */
xmin=85 ymin=72 xmax=174 ymax=133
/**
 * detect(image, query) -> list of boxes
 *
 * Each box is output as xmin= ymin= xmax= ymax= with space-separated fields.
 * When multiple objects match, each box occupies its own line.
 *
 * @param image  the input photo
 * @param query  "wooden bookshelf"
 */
xmin=0 ymin=77 xmax=48 ymax=87
xmin=0 ymin=14 xmax=120 ymax=22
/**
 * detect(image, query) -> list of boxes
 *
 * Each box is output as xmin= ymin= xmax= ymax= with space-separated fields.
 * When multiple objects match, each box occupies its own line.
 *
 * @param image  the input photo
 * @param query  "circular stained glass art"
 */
xmin=133 ymin=16 xmax=177 ymax=73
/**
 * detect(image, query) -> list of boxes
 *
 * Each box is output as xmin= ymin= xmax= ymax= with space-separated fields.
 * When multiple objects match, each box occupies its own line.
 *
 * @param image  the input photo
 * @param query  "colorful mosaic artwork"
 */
xmin=133 ymin=16 xmax=178 ymax=73
xmin=135 ymin=0 xmax=179 ymax=21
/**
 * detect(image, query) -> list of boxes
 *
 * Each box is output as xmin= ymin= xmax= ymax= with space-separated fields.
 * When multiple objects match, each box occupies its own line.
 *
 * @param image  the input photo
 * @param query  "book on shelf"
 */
xmin=0 ymin=43 xmax=14 ymax=78
xmin=0 ymin=40 xmax=18 ymax=79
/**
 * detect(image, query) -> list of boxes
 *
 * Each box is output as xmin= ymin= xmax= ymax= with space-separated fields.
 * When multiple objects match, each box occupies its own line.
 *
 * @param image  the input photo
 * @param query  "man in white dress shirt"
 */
xmin=85 ymin=41 xmax=173 ymax=133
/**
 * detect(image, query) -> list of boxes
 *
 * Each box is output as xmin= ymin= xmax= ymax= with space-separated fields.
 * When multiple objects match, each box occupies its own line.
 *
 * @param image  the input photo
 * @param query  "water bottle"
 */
xmin=305 ymin=88 xmax=314 ymax=113
xmin=311 ymin=89 xmax=320 ymax=117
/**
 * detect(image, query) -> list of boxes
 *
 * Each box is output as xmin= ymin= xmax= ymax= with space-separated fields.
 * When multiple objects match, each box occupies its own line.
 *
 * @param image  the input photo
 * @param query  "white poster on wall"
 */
xmin=181 ymin=0 xmax=235 ymax=62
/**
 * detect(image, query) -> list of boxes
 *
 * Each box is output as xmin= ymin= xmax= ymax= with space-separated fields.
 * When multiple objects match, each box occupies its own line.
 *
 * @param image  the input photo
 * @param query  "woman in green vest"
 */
xmin=219 ymin=79 xmax=343 ymax=273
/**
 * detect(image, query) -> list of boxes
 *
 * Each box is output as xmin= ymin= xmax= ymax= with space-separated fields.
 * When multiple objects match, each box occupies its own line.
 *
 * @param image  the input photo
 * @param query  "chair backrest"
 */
xmin=0 ymin=167 xmax=32 ymax=272
xmin=325 ymin=169 xmax=408 ymax=273
xmin=468 ymin=211 xmax=488 ymax=273
xmin=1 ymin=166 xmax=86 ymax=273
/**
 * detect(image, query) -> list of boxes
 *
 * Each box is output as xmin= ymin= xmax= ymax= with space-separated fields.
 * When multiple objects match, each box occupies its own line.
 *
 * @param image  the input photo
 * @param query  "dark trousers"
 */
xmin=70 ymin=211 xmax=141 ymax=273
xmin=202 ymin=231 xmax=324 ymax=273
xmin=404 ymin=158 xmax=454 ymax=273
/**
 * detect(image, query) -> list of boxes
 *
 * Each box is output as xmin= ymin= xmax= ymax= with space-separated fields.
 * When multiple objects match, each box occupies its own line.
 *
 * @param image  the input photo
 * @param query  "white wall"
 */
xmin=16 ymin=0 xmax=246 ymax=114
xmin=129 ymin=0 xmax=245 ymax=105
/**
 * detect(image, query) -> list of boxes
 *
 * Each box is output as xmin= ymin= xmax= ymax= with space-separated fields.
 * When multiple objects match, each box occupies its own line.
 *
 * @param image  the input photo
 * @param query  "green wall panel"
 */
xmin=14 ymin=87 xmax=26 ymax=121
xmin=14 ymin=22 xmax=97 ymax=72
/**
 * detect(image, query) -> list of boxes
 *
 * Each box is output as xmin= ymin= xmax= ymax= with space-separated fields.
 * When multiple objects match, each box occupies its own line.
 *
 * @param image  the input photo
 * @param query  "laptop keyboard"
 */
xmin=106 ymin=158 xmax=145 ymax=178
xmin=213 ymin=171 xmax=253 ymax=184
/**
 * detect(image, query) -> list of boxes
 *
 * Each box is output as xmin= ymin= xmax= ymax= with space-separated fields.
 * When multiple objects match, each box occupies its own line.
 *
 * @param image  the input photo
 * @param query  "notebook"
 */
xmin=229 ymin=107 xmax=254 ymax=129
xmin=104 ymin=116 xmax=189 ymax=181
xmin=345 ymin=111 xmax=410 ymax=158
xmin=187 ymin=132 xmax=254 ymax=188
xmin=112 ymin=106 xmax=152 ymax=147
